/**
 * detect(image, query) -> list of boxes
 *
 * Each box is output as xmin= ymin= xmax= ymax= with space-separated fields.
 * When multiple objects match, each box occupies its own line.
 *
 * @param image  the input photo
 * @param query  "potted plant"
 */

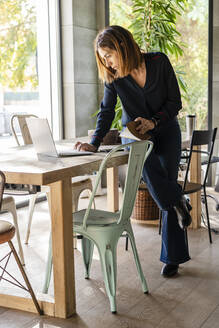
xmin=107 ymin=0 xmax=188 ymax=131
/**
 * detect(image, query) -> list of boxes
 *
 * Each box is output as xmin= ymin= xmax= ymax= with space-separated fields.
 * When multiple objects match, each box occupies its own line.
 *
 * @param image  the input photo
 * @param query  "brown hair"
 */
xmin=94 ymin=25 xmax=143 ymax=83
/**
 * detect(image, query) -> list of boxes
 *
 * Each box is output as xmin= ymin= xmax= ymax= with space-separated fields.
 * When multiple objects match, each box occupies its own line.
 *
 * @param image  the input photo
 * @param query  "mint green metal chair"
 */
xmin=43 ymin=140 xmax=153 ymax=313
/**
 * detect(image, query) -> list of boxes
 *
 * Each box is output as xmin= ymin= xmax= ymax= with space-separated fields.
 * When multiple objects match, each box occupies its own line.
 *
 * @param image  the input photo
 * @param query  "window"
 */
xmin=0 ymin=0 xmax=62 ymax=148
xmin=109 ymin=0 xmax=209 ymax=132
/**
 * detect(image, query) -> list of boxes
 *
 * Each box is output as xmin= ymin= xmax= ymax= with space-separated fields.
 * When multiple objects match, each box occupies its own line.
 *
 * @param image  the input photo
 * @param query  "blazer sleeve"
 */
xmin=153 ymin=54 xmax=182 ymax=125
xmin=90 ymin=82 xmax=117 ymax=148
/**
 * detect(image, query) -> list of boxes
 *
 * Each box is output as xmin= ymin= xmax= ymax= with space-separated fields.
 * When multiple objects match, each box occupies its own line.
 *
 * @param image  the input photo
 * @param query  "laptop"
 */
xmin=26 ymin=118 xmax=93 ymax=157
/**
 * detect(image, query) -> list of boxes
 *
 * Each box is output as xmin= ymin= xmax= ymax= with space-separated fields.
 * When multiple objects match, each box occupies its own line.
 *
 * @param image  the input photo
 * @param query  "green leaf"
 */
xmin=104 ymin=0 xmax=190 ymax=129
xmin=0 ymin=0 xmax=37 ymax=89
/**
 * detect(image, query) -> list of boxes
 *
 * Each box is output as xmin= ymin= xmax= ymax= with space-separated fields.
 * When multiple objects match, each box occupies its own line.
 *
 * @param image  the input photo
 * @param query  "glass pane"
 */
xmin=175 ymin=0 xmax=208 ymax=131
xmin=0 ymin=0 xmax=39 ymax=147
xmin=109 ymin=0 xmax=208 ymax=132
xmin=0 ymin=0 xmax=62 ymax=148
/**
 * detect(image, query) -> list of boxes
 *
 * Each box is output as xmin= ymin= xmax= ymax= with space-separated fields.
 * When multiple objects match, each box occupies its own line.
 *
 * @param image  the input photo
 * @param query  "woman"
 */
xmin=75 ymin=25 xmax=192 ymax=277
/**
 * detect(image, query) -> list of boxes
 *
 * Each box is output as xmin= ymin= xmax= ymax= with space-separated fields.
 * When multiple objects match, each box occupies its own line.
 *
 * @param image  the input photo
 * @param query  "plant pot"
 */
xmin=132 ymin=183 xmax=159 ymax=221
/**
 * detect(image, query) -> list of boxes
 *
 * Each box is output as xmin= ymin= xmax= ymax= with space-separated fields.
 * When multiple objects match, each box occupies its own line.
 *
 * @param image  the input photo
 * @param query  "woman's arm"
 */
xmin=153 ymin=53 xmax=182 ymax=126
xmin=90 ymin=82 xmax=117 ymax=148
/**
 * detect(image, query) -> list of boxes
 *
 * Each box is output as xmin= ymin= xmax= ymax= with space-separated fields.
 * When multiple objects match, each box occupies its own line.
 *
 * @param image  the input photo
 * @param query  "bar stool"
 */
xmin=0 ymin=220 xmax=42 ymax=314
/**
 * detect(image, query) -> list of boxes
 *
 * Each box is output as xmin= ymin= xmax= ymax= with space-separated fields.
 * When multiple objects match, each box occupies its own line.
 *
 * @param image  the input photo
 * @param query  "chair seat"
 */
xmin=73 ymin=209 xmax=120 ymax=227
xmin=0 ymin=220 xmax=15 ymax=244
xmin=178 ymin=180 xmax=202 ymax=194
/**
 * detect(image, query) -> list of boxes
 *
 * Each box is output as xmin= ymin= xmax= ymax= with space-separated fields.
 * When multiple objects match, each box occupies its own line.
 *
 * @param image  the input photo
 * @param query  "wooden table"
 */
xmin=186 ymin=145 xmax=201 ymax=229
xmin=0 ymin=145 xmax=128 ymax=318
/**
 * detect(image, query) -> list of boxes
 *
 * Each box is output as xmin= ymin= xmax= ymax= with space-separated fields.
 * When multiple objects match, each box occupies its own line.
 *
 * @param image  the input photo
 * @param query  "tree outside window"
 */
xmin=0 ymin=0 xmax=38 ymax=135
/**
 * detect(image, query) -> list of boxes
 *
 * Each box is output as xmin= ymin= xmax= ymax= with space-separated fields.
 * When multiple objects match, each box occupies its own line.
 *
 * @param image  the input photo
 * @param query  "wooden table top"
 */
xmin=0 ymin=143 xmax=128 ymax=185
xmin=0 ymin=133 xmax=190 ymax=186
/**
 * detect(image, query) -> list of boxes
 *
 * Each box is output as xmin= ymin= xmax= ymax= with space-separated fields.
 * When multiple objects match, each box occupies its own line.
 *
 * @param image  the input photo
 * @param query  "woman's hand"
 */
xmin=135 ymin=117 xmax=155 ymax=134
xmin=74 ymin=142 xmax=97 ymax=152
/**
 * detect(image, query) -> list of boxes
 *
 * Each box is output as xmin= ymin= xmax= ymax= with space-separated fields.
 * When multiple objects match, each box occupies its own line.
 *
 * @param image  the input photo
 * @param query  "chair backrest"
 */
xmin=0 ymin=171 xmax=5 ymax=210
xmin=183 ymin=128 xmax=217 ymax=190
xmin=10 ymin=114 xmax=38 ymax=146
xmin=82 ymin=140 xmax=153 ymax=230
xmin=119 ymin=141 xmax=154 ymax=224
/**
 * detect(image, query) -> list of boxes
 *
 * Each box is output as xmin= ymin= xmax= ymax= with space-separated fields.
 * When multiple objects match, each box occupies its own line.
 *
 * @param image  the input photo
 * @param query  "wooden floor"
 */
xmin=1 ymin=190 xmax=219 ymax=328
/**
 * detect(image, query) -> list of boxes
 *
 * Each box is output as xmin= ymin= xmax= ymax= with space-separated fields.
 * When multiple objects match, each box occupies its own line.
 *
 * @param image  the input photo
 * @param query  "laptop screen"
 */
xmin=26 ymin=118 xmax=59 ymax=157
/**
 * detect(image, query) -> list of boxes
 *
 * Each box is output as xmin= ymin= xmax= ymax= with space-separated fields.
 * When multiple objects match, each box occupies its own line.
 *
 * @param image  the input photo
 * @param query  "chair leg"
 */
xmin=3 ymin=200 xmax=25 ymax=266
xmin=98 ymin=242 xmax=117 ymax=313
xmin=43 ymin=230 xmax=81 ymax=294
xmin=125 ymin=234 xmax=129 ymax=251
xmin=41 ymin=191 xmax=53 ymax=293
xmin=203 ymin=187 xmax=212 ymax=243
xmin=25 ymin=194 xmax=38 ymax=244
xmin=42 ymin=233 xmax=53 ymax=294
xmin=72 ymin=186 xmax=95 ymax=250
xmin=8 ymin=240 xmax=43 ymax=315
xmin=72 ymin=190 xmax=80 ymax=250
xmin=126 ymin=224 xmax=148 ymax=294
xmin=73 ymin=232 xmax=77 ymax=249
xmin=72 ymin=199 xmax=78 ymax=250
xmin=81 ymin=237 xmax=94 ymax=279
xmin=46 ymin=191 xmax=52 ymax=216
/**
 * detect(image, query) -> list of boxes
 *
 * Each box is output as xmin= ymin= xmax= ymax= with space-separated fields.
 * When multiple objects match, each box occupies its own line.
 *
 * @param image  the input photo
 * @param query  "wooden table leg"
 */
xmin=107 ymin=167 xmax=119 ymax=212
xmin=49 ymin=178 xmax=75 ymax=318
xmin=190 ymin=145 xmax=201 ymax=229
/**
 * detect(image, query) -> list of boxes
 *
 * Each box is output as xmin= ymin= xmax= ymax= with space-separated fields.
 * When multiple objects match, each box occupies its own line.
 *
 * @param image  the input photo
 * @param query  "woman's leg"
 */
xmin=142 ymin=120 xmax=190 ymax=264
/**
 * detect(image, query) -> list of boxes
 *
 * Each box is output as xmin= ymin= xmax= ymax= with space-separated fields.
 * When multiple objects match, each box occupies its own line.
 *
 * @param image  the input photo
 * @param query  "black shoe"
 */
xmin=174 ymin=196 xmax=192 ymax=230
xmin=161 ymin=264 xmax=179 ymax=277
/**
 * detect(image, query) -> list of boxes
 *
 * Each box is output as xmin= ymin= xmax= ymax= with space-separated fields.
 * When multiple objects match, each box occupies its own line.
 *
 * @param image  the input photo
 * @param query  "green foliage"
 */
xmin=130 ymin=0 xmax=188 ymax=58
xmin=109 ymin=0 xmax=189 ymax=130
xmin=174 ymin=0 xmax=208 ymax=130
xmin=111 ymin=98 xmax=123 ymax=130
xmin=110 ymin=0 xmax=132 ymax=29
xmin=0 ymin=0 xmax=37 ymax=89
xmin=91 ymin=97 xmax=123 ymax=130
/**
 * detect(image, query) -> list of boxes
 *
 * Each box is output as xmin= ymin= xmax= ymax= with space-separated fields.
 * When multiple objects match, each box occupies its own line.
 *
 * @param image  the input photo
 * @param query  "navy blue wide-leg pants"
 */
xmin=142 ymin=118 xmax=190 ymax=264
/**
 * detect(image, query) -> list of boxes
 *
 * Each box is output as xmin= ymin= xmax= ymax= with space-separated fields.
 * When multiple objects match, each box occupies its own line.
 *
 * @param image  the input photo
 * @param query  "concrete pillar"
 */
xmin=60 ymin=0 xmax=107 ymax=138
